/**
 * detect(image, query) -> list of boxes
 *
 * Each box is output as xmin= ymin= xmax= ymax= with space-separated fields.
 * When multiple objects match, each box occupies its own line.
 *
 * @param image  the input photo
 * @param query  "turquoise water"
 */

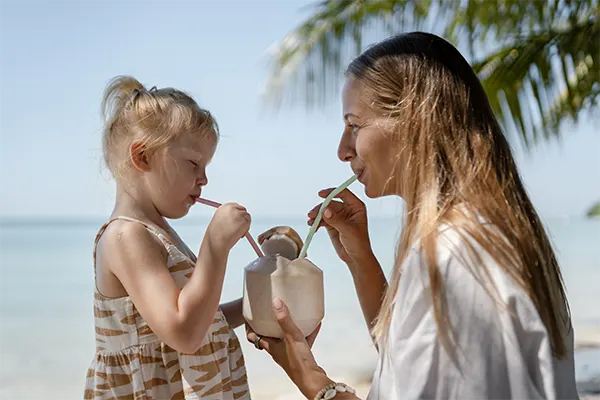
xmin=0 ymin=216 xmax=599 ymax=398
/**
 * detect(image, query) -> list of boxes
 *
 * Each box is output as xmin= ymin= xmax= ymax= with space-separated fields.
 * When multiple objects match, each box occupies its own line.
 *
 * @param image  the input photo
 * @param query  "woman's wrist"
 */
xmin=347 ymin=251 xmax=380 ymax=277
xmin=311 ymin=381 xmax=359 ymax=400
xmin=304 ymin=371 xmax=336 ymax=399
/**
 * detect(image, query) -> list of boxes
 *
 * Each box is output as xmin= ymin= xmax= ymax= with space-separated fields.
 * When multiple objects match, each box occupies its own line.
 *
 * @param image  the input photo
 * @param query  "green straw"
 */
xmin=298 ymin=174 xmax=358 ymax=259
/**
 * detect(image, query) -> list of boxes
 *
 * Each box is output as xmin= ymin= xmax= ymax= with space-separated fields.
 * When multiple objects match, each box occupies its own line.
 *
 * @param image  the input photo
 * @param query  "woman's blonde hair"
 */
xmin=347 ymin=32 xmax=570 ymax=358
xmin=101 ymin=75 xmax=218 ymax=179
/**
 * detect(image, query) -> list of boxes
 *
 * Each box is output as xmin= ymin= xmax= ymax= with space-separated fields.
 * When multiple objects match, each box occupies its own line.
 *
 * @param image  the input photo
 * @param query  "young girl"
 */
xmin=84 ymin=76 xmax=251 ymax=399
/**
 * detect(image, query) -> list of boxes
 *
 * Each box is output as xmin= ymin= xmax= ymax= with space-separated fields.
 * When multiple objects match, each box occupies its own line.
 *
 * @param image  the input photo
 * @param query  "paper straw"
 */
xmin=298 ymin=174 xmax=358 ymax=259
xmin=195 ymin=198 xmax=264 ymax=258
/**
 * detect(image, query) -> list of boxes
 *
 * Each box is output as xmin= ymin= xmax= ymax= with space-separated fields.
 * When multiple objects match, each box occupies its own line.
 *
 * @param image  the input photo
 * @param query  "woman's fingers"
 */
xmin=245 ymin=325 xmax=271 ymax=352
xmin=318 ymin=188 xmax=364 ymax=208
xmin=309 ymin=200 xmax=353 ymax=231
xmin=246 ymin=299 xmax=317 ymax=353
xmin=273 ymin=298 xmax=304 ymax=342
xmin=307 ymin=200 xmax=345 ymax=220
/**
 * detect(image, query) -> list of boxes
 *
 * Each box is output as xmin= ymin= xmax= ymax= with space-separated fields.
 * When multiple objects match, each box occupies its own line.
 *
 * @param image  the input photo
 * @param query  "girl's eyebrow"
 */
xmin=182 ymin=147 xmax=203 ymax=157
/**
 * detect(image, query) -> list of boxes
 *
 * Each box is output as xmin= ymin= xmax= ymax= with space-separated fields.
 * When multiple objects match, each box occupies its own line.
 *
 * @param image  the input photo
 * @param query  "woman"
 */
xmin=246 ymin=32 xmax=579 ymax=400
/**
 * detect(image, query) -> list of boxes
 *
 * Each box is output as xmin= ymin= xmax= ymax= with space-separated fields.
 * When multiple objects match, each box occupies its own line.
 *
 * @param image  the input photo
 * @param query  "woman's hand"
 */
xmin=246 ymin=299 xmax=334 ymax=399
xmin=308 ymin=188 xmax=387 ymax=332
xmin=307 ymin=188 xmax=374 ymax=268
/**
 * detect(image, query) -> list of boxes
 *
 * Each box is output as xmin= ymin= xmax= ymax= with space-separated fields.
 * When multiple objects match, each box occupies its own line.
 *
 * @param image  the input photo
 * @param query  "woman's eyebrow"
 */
xmin=344 ymin=113 xmax=359 ymax=121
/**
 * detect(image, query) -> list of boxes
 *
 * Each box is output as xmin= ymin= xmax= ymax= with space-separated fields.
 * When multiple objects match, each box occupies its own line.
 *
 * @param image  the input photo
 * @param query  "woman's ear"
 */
xmin=130 ymin=141 xmax=151 ymax=172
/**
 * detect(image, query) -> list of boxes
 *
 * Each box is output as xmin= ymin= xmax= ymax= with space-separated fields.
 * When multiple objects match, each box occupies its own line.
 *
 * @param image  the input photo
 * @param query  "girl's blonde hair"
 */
xmin=347 ymin=32 xmax=570 ymax=358
xmin=101 ymin=75 xmax=218 ymax=179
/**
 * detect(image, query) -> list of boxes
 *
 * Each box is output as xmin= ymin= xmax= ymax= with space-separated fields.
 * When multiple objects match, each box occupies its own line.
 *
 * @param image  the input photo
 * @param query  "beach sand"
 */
xmin=576 ymin=327 xmax=600 ymax=349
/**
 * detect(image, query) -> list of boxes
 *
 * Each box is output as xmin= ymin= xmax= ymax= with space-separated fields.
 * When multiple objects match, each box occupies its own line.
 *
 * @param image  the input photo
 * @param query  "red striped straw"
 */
xmin=195 ymin=197 xmax=264 ymax=258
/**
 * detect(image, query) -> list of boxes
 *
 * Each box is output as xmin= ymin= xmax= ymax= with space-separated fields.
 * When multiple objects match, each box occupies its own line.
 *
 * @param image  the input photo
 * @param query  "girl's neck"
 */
xmin=112 ymin=184 xmax=171 ymax=232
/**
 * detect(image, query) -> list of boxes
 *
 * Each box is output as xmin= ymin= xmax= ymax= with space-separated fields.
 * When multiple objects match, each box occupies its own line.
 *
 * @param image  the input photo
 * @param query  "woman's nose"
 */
xmin=337 ymin=131 xmax=356 ymax=162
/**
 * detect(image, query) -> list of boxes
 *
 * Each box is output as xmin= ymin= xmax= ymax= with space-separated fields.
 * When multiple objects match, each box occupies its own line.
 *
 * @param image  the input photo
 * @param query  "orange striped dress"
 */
xmin=84 ymin=216 xmax=250 ymax=399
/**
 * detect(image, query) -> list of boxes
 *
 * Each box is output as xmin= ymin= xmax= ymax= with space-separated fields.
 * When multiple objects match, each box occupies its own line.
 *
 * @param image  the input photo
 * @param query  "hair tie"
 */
xmin=129 ymin=88 xmax=142 ymax=103
xmin=149 ymin=86 xmax=158 ymax=92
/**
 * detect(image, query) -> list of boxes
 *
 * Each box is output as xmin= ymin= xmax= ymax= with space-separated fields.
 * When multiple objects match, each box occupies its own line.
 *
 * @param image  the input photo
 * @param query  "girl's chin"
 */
xmin=160 ymin=205 xmax=191 ymax=220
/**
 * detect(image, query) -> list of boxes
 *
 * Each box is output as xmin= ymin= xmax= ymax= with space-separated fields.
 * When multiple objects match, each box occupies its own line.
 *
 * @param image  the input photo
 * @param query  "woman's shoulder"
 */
xmin=403 ymin=222 xmax=485 ymax=269
xmin=397 ymin=223 xmax=547 ymax=339
xmin=403 ymin=221 xmax=527 ymax=301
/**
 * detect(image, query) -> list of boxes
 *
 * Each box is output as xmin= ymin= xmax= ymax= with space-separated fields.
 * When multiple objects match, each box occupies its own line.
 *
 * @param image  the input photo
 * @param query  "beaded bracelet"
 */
xmin=313 ymin=382 xmax=357 ymax=400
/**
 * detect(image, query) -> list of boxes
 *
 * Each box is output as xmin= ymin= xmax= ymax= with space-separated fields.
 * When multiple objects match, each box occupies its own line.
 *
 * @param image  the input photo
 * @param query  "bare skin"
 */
xmin=96 ymin=133 xmax=250 ymax=353
xmin=308 ymin=188 xmax=387 ymax=333
xmin=246 ymin=77 xmax=393 ymax=398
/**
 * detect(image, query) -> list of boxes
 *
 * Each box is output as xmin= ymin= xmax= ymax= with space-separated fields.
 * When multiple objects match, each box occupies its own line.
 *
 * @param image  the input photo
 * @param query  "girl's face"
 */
xmin=143 ymin=133 xmax=217 ymax=219
xmin=338 ymin=77 xmax=401 ymax=198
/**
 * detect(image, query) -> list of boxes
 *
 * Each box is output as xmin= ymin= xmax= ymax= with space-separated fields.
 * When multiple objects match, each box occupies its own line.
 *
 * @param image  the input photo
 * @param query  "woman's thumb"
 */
xmin=323 ymin=207 xmax=340 ymax=225
xmin=272 ymin=298 xmax=303 ymax=341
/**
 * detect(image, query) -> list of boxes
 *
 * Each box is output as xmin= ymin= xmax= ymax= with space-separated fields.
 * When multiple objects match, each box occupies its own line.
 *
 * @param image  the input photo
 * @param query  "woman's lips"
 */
xmin=356 ymin=170 xmax=365 ymax=182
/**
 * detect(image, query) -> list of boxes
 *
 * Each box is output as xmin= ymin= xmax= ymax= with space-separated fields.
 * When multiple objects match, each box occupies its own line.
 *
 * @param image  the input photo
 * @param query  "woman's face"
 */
xmin=338 ymin=76 xmax=401 ymax=198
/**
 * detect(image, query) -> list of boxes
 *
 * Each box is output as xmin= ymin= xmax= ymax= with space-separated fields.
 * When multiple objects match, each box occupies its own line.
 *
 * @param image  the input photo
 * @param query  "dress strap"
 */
xmin=92 ymin=216 xmax=169 ymax=279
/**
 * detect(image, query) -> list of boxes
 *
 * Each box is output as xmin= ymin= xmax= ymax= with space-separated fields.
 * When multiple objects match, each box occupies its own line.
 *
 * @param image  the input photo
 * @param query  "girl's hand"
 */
xmin=206 ymin=202 xmax=251 ymax=251
xmin=246 ymin=299 xmax=333 ymax=399
xmin=307 ymin=188 xmax=374 ymax=267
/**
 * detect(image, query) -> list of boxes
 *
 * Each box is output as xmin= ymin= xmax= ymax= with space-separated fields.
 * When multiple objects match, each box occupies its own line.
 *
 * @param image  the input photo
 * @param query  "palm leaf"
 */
xmin=473 ymin=10 xmax=599 ymax=146
xmin=264 ymin=0 xmax=599 ymax=145
xmin=262 ymin=0 xmax=449 ymax=109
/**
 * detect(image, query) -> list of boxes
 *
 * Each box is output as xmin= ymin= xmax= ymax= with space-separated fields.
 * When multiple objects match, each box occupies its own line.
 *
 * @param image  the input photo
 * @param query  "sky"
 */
xmin=0 ymin=0 xmax=598 ymax=220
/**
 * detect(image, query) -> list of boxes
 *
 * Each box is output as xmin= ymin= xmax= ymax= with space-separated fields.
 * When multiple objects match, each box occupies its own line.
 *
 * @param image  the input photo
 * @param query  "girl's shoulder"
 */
xmin=95 ymin=217 xmax=169 ymax=263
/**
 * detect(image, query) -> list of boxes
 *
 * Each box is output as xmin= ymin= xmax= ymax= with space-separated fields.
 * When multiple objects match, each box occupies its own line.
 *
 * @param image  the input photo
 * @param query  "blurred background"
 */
xmin=0 ymin=1 xmax=598 ymax=398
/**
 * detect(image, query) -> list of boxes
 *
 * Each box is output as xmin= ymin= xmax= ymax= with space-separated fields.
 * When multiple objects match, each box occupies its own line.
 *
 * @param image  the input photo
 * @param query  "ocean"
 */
xmin=1 ymin=215 xmax=599 ymax=399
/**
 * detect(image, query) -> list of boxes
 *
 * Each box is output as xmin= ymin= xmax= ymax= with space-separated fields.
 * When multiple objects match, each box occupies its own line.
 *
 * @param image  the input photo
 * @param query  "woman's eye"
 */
xmin=349 ymin=124 xmax=360 ymax=135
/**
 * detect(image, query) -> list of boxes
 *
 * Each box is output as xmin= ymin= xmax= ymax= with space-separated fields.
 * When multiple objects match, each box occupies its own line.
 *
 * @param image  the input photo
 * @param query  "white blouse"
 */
xmin=367 ymin=224 xmax=579 ymax=399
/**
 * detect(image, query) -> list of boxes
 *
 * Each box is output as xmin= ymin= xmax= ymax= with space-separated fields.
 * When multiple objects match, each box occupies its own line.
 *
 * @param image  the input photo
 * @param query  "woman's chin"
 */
xmin=364 ymin=184 xmax=378 ymax=199
xmin=364 ymin=182 xmax=391 ymax=199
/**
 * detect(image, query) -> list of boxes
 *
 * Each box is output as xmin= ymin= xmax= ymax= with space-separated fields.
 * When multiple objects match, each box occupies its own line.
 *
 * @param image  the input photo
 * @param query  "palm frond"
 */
xmin=264 ymin=0 xmax=599 ymax=146
xmin=473 ymin=11 xmax=599 ymax=146
xmin=262 ymin=0 xmax=447 ymax=109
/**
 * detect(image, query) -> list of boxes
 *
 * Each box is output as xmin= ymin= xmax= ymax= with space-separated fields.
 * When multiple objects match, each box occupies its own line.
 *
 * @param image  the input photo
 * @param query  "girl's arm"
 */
xmin=100 ymin=221 xmax=228 ymax=353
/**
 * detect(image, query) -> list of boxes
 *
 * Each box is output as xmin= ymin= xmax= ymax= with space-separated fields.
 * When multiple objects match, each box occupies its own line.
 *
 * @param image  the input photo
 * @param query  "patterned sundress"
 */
xmin=84 ymin=216 xmax=250 ymax=399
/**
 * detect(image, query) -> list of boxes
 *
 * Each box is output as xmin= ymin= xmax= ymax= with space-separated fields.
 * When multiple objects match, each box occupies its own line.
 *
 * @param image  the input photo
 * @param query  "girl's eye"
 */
xmin=189 ymin=160 xmax=199 ymax=168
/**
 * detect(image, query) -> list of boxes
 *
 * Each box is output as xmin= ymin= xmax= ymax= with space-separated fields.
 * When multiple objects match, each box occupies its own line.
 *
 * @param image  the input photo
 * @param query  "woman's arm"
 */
xmin=247 ymin=299 xmax=363 ymax=400
xmin=220 ymin=298 xmax=244 ymax=329
xmin=307 ymin=188 xmax=388 ymax=333
xmin=347 ymin=252 xmax=388 ymax=332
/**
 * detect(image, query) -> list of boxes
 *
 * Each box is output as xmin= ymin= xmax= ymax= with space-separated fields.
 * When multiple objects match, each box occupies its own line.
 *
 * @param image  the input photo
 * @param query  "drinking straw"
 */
xmin=298 ymin=174 xmax=358 ymax=259
xmin=195 ymin=198 xmax=264 ymax=258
